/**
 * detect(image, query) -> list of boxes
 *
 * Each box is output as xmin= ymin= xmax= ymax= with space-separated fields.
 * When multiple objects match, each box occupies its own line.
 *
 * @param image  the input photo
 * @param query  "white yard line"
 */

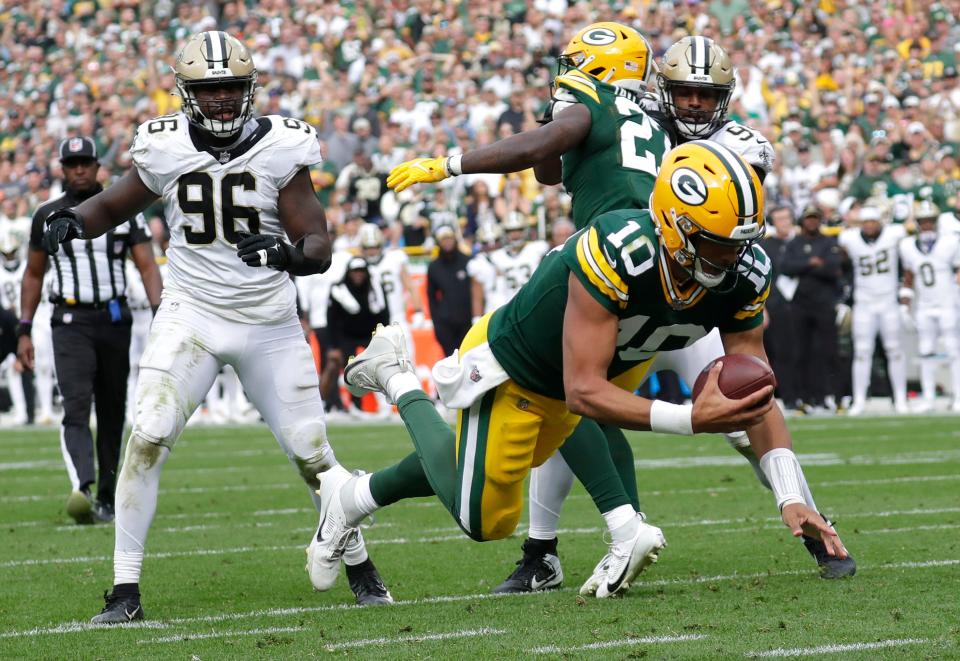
xmin=633 ymin=449 xmax=960 ymax=470
xmin=529 ymin=633 xmax=706 ymax=654
xmin=139 ymin=625 xmax=305 ymax=644
xmin=3 ymin=560 xmax=958 ymax=640
xmin=745 ymin=638 xmax=928 ymax=657
xmin=322 ymin=627 xmax=505 ymax=651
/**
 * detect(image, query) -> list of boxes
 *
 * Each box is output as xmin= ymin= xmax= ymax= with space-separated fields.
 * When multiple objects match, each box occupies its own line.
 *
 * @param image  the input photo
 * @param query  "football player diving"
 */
xmin=312 ymin=142 xmax=848 ymax=602
xmin=386 ymin=24 xmax=855 ymax=596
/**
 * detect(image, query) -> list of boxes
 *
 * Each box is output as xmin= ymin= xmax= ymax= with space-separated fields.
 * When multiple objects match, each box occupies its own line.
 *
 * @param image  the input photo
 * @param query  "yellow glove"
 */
xmin=387 ymin=157 xmax=452 ymax=192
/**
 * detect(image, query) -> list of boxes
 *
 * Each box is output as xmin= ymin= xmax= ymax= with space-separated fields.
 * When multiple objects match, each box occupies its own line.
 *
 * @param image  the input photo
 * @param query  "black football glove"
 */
xmin=42 ymin=208 xmax=84 ymax=254
xmin=236 ymin=232 xmax=293 ymax=271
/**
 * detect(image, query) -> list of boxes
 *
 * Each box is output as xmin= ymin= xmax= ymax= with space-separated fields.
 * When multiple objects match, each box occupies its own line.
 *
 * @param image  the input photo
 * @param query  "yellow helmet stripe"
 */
xmin=575 ymin=230 xmax=628 ymax=305
xmin=697 ymin=141 xmax=757 ymax=221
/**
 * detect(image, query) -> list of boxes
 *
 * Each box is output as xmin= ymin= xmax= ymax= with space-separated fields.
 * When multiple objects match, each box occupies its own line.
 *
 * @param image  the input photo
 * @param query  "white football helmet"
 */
xmin=501 ymin=212 xmax=529 ymax=251
xmin=0 ymin=226 xmax=22 ymax=272
xmin=358 ymin=223 xmax=385 ymax=262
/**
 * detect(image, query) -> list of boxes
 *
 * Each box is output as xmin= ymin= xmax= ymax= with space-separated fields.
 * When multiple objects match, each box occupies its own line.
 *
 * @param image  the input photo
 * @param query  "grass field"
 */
xmin=2 ymin=415 xmax=959 ymax=659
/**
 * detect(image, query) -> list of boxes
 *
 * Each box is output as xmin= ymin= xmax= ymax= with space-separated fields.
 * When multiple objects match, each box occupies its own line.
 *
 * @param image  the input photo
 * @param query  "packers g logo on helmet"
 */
xmin=560 ymin=22 xmax=653 ymax=94
xmin=651 ymin=141 xmax=764 ymax=295
xmin=670 ymin=168 xmax=708 ymax=206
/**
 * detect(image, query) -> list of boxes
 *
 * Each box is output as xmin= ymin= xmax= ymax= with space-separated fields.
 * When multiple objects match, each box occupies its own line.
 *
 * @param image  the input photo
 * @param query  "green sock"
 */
xmin=603 ymin=424 xmax=641 ymax=511
xmin=390 ymin=391 xmax=459 ymax=514
xmin=369 ymin=451 xmax=435 ymax=506
xmin=559 ymin=419 xmax=633 ymax=515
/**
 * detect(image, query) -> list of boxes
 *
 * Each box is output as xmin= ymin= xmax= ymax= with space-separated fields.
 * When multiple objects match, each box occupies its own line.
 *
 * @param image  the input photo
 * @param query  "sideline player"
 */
xmin=40 ymin=31 xmax=392 ymax=622
xmin=838 ymin=203 xmax=908 ymax=415
xmin=899 ymin=200 xmax=960 ymax=411
xmin=317 ymin=143 xmax=847 ymax=599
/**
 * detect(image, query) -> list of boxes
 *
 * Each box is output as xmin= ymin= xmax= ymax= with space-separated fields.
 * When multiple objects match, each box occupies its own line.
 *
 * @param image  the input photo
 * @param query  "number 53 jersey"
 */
xmin=486 ymin=209 xmax=772 ymax=400
xmin=131 ymin=113 xmax=322 ymax=323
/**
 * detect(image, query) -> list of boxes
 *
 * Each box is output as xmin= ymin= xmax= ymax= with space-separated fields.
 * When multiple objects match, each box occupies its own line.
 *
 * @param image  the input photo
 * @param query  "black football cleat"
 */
xmin=492 ymin=538 xmax=563 ymax=594
xmin=92 ymin=501 xmax=115 ymax=524
xmin=91 ymin=588 xmax=144 ymax=624
xmin=803 ymin=517 xmax=857 ymax=579
xmin=346 ymin=559 xmax=394 ymax=606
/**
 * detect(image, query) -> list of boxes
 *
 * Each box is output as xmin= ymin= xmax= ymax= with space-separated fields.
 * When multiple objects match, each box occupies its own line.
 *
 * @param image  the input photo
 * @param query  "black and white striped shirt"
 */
xmin=30 ymin=187 xmax=151 ymax=305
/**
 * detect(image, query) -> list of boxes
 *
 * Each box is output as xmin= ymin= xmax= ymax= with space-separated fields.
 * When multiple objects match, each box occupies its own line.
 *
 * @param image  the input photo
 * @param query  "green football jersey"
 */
xmin=487 ymin=210 xmax=772 ymax=400
xmin=554 ymin=70 xmax=672 ymax=229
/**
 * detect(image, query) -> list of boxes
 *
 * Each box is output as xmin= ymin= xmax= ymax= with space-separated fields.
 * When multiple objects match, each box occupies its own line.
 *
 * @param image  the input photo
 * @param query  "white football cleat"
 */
xmin=846 ymin=402 xmax=865 ymax=417
xmin=343 ymin=323 xmax=413 ymax=401
xmin=306 ymin=465 xmax=360 ymax=591
xmin=596 ymin=517 xmax=666 ymax=599
xmin=912 ymin=399 xmax=934 ymax=414
xmin=894 ymin=401 xmax=909 ymax=415
xmin=579 ymin=552 xmax=612 ymax=597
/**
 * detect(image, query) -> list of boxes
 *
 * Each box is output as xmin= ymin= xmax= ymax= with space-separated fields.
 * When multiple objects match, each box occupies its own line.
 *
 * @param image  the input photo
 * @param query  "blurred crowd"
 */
xmin=2 ymin=0 xmax=960 ymax=421
xmin=1 ymin=0 xmax=959 ymax=242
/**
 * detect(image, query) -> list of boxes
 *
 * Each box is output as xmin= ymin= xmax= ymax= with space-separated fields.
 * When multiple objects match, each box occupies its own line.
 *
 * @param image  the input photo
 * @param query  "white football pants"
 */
xmin=112 ymin=297 xmax=339 ymax=585
xmin=125 ymin=308 xmax=152 ymax=427
xmin=916 ymin=306 xmax=960 ymax=403
xmin=851 ymin=302 xmax=906 ymax=408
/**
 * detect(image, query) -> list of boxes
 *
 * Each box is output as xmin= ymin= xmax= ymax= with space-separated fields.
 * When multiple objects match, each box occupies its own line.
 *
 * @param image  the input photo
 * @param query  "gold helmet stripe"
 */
xmin=696 ymin=141 xmax=757 ymax=222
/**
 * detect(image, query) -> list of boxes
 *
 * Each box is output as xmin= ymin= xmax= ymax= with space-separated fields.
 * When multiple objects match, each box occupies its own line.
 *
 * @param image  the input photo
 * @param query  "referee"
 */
xmin=16 ymin=137 xmax=162 ymax=524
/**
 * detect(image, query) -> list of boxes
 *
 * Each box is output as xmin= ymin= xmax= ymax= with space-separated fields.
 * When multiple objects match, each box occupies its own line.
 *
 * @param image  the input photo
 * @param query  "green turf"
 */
xmin=1 ymin=416 xmax=959 ymax=659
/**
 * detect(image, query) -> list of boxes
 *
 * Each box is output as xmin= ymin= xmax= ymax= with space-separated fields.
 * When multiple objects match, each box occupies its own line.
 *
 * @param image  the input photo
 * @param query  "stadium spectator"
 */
xmin=762 ymin=206 xmax=798 ymax=407
xmin=426 ymin=225 xmax=471 ymax=356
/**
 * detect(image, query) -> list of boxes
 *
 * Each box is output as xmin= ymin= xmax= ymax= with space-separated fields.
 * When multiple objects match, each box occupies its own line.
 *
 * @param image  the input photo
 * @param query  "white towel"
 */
xmin=432 ymin=342 xmax=510 ymax=410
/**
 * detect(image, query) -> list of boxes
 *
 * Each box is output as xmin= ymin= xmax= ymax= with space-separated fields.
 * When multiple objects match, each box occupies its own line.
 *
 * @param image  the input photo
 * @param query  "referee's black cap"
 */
xmin=59 ymin=137 xmax=98 ymax=163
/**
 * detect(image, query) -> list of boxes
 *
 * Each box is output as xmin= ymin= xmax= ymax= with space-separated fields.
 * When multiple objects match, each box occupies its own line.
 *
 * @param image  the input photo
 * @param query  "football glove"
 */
xmin=387 ymin=157 xmax=452 ymax=193
xmin=42 ymin=208 xmax=84 ymax=254
xmin=236 ymin=232 xmax=294 ymax=271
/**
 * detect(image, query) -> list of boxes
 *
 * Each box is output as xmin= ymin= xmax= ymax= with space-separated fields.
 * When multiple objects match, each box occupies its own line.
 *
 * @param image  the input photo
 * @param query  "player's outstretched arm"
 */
xmin=562 ymin=274 xmax=772 ymax=432
xmin=721 ymin=325 xmax=848 ymax=558
xmin=387 ymin=105 xmax=592 ymax=192
xmin=41 ymin=170 xmax=158 ymax=253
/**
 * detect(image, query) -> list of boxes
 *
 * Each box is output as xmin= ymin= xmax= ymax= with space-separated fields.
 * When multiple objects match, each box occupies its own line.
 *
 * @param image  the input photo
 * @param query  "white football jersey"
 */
xmin=489 ymin=240 xmax=548 ymax=304
xmin=839 ymin=225 xmax=907 ymax=304
xmin=0 ymin=262 xmax=25 ymax=315
xmin=899 ymin=233 xmax=960 ymax=309
xmin=296 ymin=250 xmax=350 ymax=329
xmin=704 ymin=121 xmax=775 ymax=176
xmin=466 ymin=252 xmax=504 ymax=313
xmin=367 ymin=249 xmax=410 ymax=323
xmin=131 ymin=113 xmax=323 ymax=323
xmin=635 ymin=95 xmax=775 ymax=176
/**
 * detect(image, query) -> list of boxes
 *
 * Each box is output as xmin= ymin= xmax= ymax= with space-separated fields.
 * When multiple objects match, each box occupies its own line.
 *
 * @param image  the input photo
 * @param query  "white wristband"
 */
xmin=446 ymin=153 xmax=463 ymax=176
xmin=898 ymin=287 xmax=914 ymax=300
xmin=759 ymin=447 xmax=807 ymax=511
xmin=649 ymin=400 xmax=694 ymax=436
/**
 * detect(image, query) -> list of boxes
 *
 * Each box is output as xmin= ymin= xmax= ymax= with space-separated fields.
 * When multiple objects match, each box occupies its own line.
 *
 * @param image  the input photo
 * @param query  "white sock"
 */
xmin=886 ymin=348 xmax=907 ymax=406
xmin=852 ymin=353 xmax=871 ymax=406
xmin=604 ymin=504 xmax=637 ymax=543
xmin=385 ymin=371 xmax=422 ymax=404
xmin=920 ymin=357 xmax=938 ymax=403
xmin=527 ymin=453 xmax=574 ymax=541
xmin=341 ymin=472 xmax=379 ymax=526
xmin=36 ymin=367 xmax=54 ymax=419
xmin=113 ymin=434 xmax=170 ymax=585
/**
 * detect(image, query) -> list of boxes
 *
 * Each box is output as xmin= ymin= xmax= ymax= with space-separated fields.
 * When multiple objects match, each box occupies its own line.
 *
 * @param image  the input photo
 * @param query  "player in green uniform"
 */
xmin=307 ymin=141 xmax=848 ymax=598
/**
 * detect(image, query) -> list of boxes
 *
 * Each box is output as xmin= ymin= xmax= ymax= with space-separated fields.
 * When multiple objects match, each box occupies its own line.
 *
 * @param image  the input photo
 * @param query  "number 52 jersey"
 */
xmin=131 ymin=113 xmax=322 ymax=322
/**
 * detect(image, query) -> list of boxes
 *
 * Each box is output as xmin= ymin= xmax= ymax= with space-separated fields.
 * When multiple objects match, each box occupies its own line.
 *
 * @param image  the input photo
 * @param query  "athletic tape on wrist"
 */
xmin=759 ymin=447 xmax=807 ymax=511
xmin=649 ymin=400 xmax=694 ymax=436
xmin=446 ymin=154 xmax=463 ymax=176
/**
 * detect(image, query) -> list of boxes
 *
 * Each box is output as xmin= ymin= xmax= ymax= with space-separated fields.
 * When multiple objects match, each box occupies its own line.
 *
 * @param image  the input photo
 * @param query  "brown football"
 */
xmin=691 ymin=354 xmax=777 ymax=401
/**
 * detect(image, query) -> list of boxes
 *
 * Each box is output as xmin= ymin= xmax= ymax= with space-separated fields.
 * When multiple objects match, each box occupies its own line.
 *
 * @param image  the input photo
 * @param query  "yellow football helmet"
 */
xmin=174 ymin=31 xmax=257 ymax=138
xmin=560 ymin=22 xmax=654 ymax=94
xmin=651 ymin=141 xmax=765 ymax=293
xmin=658 ymin=36 xmax=735 ymax=138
